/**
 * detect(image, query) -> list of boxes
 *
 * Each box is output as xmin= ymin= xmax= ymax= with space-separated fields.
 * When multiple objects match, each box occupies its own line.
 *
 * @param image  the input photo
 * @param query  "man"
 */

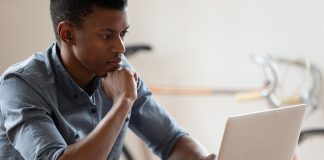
xmin=0 ymin=0 xmax=216 ymax=159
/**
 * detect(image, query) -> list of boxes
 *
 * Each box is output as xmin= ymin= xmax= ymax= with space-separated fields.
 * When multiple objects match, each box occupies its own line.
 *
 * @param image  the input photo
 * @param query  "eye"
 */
xmin=102 ymin=33 xmax=113 ymax=40
xmin=120 ymin=30 xmax=129 ymax=39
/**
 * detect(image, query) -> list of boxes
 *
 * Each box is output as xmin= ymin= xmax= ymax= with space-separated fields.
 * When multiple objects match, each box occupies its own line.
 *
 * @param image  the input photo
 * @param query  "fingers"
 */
xmin=103 ymin=67 xmax=139 ymax=85
xmin=120 ymin=67 xmax=139 ymax=84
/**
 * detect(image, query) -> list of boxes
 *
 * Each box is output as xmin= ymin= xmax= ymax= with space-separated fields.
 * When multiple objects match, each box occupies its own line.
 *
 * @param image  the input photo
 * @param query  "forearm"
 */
xmin=59 ymin=98 xmax=134 ymax=160
xmin=168 ymin=135 xmax=211 ymax=160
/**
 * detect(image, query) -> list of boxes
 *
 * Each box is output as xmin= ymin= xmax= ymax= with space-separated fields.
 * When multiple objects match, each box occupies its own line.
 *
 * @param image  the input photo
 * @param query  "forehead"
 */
xmin=81 ymin=6 xmax=128 ymax=31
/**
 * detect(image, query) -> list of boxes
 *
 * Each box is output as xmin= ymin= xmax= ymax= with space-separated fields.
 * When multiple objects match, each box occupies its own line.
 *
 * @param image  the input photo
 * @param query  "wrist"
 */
xmin=113 ymin=96 xmax=136 ymax=111
xmin=113 ymin=92 xmax=136 ymax=103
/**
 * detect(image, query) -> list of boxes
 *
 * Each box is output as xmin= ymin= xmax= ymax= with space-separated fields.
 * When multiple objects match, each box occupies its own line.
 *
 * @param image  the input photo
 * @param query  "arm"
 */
xmin=59 ymin=69 xmax=137 ymax=160
xmin=168 ymin=135 xmax=217 ymax=160
xmin=0 ymin=76 xmax=67 ymax=159
xmin=127 ymin=78 xmax=215 ymax=159
xmin=59 ymin=98 xmax=133 ymax=160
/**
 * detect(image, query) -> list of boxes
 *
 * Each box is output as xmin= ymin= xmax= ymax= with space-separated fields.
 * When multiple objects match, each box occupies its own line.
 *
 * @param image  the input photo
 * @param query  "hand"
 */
xmin=101 ymin=69 xmax=137 ymax=103
xmin=201 ymin=154 xmax=217 ymax=160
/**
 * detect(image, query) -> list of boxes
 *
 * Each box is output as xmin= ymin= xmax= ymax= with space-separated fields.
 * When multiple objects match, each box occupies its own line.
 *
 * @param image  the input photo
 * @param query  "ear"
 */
xmin=57 ymin=21 xmax=74 ymax=45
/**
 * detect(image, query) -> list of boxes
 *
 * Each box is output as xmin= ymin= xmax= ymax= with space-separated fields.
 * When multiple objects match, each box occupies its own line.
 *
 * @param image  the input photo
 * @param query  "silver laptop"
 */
xmin=217 ymin=104 xmax=306 ymax=160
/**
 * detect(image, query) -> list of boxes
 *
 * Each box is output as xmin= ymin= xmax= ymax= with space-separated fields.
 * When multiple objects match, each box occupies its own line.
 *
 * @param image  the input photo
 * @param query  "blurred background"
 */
xmin=1 ymin=0 xmax=324 ymax=159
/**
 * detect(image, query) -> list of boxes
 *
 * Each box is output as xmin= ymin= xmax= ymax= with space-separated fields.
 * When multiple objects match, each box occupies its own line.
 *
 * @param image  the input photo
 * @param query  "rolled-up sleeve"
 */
xmin=0 ymin=74 xmax=66 ymax=160
xmin=129 ymin=79 xmax=188 ymax=160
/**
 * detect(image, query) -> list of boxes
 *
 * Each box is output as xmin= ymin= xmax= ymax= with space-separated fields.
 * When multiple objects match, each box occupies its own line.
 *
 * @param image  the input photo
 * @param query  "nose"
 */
xmin=111 ymin=35 xmax=126 ymax=54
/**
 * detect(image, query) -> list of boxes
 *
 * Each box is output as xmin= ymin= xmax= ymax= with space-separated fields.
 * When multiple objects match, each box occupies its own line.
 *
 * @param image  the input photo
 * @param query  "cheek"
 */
xmin=72 ymin=43 xmax=95 ymax=68
xmin=76 ymin=44 xmax=109 ymax=71
xmin=73 ymin=33 xmax=112 ymax=70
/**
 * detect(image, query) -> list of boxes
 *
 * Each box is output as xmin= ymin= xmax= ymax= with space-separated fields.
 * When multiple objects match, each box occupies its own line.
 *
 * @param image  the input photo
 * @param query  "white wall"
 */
xmin=126 ymin=0 xmax=324 ymax=159
xmin=1 ymin=0 xmax=324 ymax=159
xmin=0 ymin=1 xmax=54 ymax=71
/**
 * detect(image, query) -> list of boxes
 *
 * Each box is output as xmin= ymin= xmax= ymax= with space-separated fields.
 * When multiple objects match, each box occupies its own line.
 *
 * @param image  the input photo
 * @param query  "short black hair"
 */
xmin=50 ymin=0 xmax=128 ymax=42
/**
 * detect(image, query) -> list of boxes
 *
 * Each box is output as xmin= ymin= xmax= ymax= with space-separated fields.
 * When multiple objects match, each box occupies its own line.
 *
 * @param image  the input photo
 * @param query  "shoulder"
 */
xmin=1 ymin=45 xmax=55 ymax=89
xmin=0 ymin=45 xmax=58 ymax=114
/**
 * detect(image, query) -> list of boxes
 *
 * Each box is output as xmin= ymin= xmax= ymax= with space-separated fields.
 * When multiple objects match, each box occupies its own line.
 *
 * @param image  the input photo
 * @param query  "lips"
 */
xmin=107 ymin=57 xmax=122 ymax=65
xmin=105 ymin=57 xmax=123 ymax=71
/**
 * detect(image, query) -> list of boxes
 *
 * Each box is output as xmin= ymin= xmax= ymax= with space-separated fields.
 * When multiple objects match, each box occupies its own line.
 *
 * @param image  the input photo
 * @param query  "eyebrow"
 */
xmin=101 ymin=25 xmax=130 ymax=33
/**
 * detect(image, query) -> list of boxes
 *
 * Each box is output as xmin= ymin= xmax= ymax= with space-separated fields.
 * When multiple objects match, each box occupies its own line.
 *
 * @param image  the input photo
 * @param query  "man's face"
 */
xmin=71 ymin=7 xmax=129 ymax=77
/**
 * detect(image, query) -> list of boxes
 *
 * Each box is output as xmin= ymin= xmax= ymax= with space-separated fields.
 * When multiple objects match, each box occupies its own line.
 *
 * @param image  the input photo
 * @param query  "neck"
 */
xmin=57 ymin=44 xmax=95 ymax=90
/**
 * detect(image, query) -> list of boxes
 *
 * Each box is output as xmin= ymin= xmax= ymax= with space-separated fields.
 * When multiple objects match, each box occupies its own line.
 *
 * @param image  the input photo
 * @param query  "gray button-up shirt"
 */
xmin=0 ymin=44 xmax=187 ymax=160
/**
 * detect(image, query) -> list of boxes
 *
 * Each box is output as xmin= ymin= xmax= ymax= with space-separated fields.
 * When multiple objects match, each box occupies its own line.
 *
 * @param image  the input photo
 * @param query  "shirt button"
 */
xmin=75 ymin=133 xmax=79 ymax=139
xmin=73 ymin=94 xmax=78 ymax=99
xmin=91 ymin=108 xmax=97 ymax=114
